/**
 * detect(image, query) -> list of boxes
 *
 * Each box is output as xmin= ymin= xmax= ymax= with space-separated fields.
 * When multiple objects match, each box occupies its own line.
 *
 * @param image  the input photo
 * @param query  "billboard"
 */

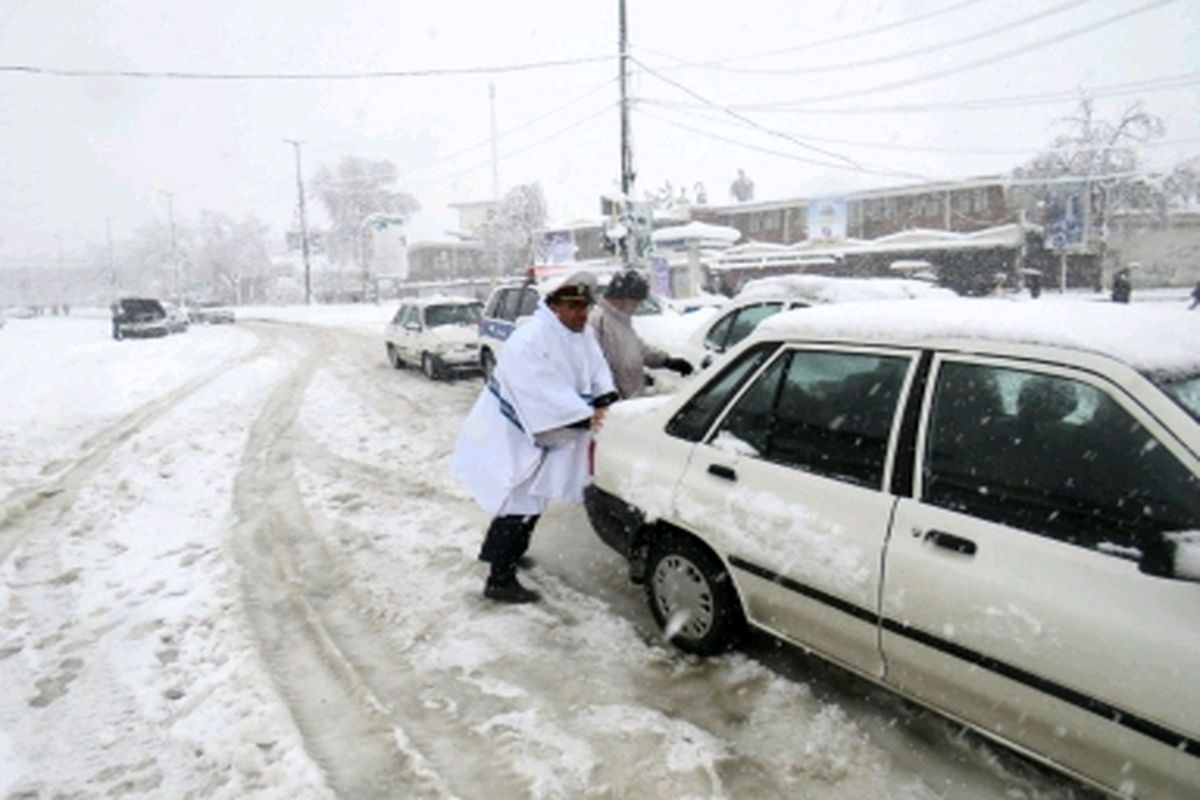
xmin=1043 ymin=183 xmax=1086 ymax=250
xmin=807 ymin=197 xmax=847 ymax=242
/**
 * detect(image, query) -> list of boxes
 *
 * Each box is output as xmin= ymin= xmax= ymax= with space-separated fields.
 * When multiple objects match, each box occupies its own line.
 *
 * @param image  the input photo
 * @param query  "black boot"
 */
xmin=479 ymin=515 xmax=541 ymax=603
xmin=484 ymin=568 xmax=541 ymax=604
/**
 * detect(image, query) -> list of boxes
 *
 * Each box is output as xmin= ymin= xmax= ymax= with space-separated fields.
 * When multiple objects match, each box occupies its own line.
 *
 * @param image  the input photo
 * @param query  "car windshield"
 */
xmin=425 ymin=303 xmax=481 ymax=328
xmin=1153 ymin=372 xmax=1200 ymax=424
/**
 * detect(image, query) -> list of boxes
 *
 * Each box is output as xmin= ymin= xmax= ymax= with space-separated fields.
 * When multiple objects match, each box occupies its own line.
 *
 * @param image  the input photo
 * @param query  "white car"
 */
xmin=682 ymin=274 xmax=956 ymax=370
xmin=585 ymin=298 xmax=1199 ymax=799
xmin=384 ymin=296 xmax=482 ymax=380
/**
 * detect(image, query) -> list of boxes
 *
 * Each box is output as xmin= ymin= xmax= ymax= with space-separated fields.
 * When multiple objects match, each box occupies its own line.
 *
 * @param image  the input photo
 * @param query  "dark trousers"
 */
xmin=479 ymin=514 xmax=540 ymax=584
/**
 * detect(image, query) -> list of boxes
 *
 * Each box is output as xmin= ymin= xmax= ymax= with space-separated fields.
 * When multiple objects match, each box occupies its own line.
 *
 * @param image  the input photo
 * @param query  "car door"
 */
xmin=670 ymin=343 xmax=918 ymax=679
xmin=882 ymin=355 xmax=1200 ymax=797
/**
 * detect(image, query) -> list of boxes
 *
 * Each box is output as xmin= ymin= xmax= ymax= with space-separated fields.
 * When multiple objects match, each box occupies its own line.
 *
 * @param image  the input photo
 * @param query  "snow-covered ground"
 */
xmin=0 ymin=308 xmax=1097 ymax=798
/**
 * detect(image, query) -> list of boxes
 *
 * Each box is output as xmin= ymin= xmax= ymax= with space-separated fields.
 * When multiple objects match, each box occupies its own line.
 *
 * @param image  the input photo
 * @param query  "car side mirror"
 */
xmin=1137 ymin=531 xmax=1200 ymax=582
xmin=405 ymin=322 xmax=421 ymax=331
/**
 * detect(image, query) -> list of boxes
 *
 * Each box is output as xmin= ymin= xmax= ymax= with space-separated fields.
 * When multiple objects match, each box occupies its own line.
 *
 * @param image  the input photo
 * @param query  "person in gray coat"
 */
xmin=589 ymin=270 xmax=693 ymax=399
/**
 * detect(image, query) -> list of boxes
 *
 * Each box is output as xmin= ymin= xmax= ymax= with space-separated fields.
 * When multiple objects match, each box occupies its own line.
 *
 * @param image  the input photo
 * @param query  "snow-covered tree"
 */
xmin=483 ymin=183 xmax=547 ymax=275
xmin=1011 ymin=97 xmax=1166 ymax=246
xmin=311 ymin=157 xmax=419 ymax=266
xmin=193 ymin=212 xmax=270 ymax=302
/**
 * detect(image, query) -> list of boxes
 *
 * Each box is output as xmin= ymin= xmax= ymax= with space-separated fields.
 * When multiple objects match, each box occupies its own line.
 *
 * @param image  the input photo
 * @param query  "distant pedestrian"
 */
xmin=1111 ymin=269 xmax=1132 ymax=304
xmin=1190 ymin=280 xmax=1200 ymax=310
xmin=452 ymin=272 xmax=617 ymax=604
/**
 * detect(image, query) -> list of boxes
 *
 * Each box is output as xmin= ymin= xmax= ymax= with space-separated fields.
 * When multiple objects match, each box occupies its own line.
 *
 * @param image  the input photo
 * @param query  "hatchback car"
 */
xmin=111 ymin=297 xmax=172 ymax=340
xmin=682 ymin=274 xmax=956 ymax=370
xmin=585 ymin=298 xmax=1199 ymax=799
xmin=384 ymin=296 xmax=482 ymax=380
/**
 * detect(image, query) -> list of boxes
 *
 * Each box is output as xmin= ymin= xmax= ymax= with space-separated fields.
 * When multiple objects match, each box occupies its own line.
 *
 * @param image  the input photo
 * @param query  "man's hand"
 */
xmin=663 ymin=356 xmax=694 ymax=376
xmin=591 ymin=407 xmax=608 ymax=431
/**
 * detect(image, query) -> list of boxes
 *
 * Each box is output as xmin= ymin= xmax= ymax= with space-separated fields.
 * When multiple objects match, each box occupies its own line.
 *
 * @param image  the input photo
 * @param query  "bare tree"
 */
xmin=311 ymin=157 xmax=419 ymax=266
xmin=1012 ymin=96 xmax=1167 ymax=246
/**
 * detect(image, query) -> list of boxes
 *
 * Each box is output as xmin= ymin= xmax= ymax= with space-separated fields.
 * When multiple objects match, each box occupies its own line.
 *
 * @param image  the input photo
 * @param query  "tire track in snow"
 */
xmin=230 ymin=324 xmax=532 ymax=799
xmin=0 ymin=326 xmax=278 ymax=563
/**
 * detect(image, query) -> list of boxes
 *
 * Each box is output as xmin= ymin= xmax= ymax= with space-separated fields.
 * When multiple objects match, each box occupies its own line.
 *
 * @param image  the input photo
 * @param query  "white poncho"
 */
xmin=452 ymin=302 xmax=616 ymax=515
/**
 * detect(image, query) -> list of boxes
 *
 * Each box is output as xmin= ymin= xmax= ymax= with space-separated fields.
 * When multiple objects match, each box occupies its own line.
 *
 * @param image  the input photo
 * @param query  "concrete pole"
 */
xmin=284 ymin=139 xmax=313 ymax=304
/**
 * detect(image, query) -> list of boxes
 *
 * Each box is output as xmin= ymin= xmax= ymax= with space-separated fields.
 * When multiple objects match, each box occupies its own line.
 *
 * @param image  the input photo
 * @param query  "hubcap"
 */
xmin=651 ymin=553 xmax=715 ymax=640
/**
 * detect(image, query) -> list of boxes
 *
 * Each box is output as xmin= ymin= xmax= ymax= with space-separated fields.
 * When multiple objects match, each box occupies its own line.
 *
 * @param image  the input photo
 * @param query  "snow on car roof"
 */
xmin=735 ymin=274 xmax=956 ymax=304
xmin=755 ymin=297 xmax=1200 ymax=374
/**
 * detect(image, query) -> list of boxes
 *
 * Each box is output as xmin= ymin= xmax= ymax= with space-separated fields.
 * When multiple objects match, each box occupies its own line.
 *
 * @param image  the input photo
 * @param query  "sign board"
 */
xmin=1043 ymin=183 xmax=1086 ymax=251
xmin=807 ymin=196 xmax=847 ymax=242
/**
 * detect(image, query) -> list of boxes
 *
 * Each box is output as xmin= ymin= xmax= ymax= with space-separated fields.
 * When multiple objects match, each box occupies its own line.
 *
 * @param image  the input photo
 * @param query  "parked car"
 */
xmin=384 ymin=296 xmax=483 ymax=380
xmin=584 ymin=298 xmax=1199 ymax=799
xmin=682 ymin=275 xmax=956 ymax=370
xmin=110 ymin=297 xmax=172 ymax=340
xmin=188 ymin=301 xmax=235 ymax=324
xmin=162 ymin=301 xmax=190 ymax=333
xmin=478 ymin=282 xmax=541 ymax=378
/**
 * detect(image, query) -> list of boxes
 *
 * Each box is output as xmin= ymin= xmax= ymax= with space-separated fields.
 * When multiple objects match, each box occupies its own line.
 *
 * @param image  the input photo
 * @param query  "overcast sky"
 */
xmin=1 ymin=0 xmax=1197 ymax=262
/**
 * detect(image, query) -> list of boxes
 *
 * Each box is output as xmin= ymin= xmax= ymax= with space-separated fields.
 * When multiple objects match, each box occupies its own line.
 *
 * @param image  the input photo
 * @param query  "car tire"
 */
xmin=113 ymin=324 xmax=124 ymax=341
xmin=646 ymin=532 xmax=744 ymax=656
xmin=421 ymin=352 xmax=440 ymax=381
xmin=480 ymin=348 xmax=496 ymax=379
xmin=387 ymin=344 xmax=404 ymax=369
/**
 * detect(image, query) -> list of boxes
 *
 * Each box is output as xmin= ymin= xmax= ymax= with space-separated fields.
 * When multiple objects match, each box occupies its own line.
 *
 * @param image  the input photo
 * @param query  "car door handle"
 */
xmin=707 ymin=464 xmax=737 ymax=482
xmin=924 ymin=530 xmax=977 ymax=556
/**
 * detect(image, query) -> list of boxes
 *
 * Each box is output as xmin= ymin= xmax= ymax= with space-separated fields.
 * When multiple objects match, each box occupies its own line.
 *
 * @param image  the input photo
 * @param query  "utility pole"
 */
xmin=106 ymin=217 xmax=116 ymax=301
xmin=160 ymin=190 xmax=179 ymax=304
xmin=284 ymin=138 xmax=313 ymax=304
xmin=489 ymin=82 xmax=500 ymax=200
xmin=618 ymin=0 xmax=635 ymax=263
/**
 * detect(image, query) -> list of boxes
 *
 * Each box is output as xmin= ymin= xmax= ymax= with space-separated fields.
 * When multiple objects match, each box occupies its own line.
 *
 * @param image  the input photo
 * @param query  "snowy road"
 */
xmin=0 ymin=312 xmax=1097 ymax=798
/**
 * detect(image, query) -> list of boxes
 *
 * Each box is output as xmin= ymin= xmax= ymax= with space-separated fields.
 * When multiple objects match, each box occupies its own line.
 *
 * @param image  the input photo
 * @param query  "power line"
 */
xmin=733 ymin=0 xmax=1174 ymax=107
xmin=636 ymin=107 xmax=932 ymax=182
xmin=631 ymin=56 xmax=863 ymax=170
xmin=646 ymin=99 xmax=1200 ymax=157
xmin=641 ymin=0 xmax=1096 ymax=77
xmin=412 ymin=102 xmax=619 ymax=187
xmin=632 ymin=0 xmax=987 ymax=70
xmin=0 ymin=54 xmax=611 ymax=81
xmin=682 ymin=71 xmax=1200 ymax=114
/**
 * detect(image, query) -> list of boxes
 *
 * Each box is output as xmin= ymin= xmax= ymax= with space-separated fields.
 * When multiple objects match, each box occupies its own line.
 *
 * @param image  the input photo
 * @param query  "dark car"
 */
xmin=111 ymin=298 xmax=171 ymax=340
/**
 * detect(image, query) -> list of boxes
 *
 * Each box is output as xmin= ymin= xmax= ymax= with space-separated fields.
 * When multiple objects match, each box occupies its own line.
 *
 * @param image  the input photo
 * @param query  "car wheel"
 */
xmin=480 ymin=348 xmax=496 ymax=379
xmin=387 ymin=344 xmax=403 ymax=369
xmin=646 ymin=533 xmax=744 ymax=656
xmin=421 ymin=352 xmax=440 ymax=381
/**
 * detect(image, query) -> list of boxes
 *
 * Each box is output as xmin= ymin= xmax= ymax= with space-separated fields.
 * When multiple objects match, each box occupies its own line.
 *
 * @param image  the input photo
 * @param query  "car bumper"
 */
xmin=583 ymin=484 xmax=646 ymax=560
xmin=435 ymin=348 xmax=482 ymax=372
xmin=119 ymin=323 xmax=170 ymax=337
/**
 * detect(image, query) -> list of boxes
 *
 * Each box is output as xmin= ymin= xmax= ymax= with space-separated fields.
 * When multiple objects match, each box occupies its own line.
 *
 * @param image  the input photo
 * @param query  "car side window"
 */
xmin=923 ymin=362 xmax=1200 ymax=552
xmin=495 ymin=289 xmax=520 ymax=321
xmin=666 ymin=344 xmax=776 ymax=442
xmin=717 ymin=350 xmax=908 ymax=488
xmin=726 ymin=302 xmax=784 ymax=349
xmin=516 ymin=288 xmax=539 ymax=318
